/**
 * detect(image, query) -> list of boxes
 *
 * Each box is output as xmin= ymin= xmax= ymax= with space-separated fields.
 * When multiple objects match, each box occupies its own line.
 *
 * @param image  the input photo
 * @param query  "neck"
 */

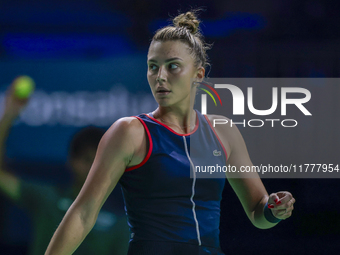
xmin=154 ymin=87 xmax=198 ymax=133
xmin=153 ymin=106 xmax=196 ymax=133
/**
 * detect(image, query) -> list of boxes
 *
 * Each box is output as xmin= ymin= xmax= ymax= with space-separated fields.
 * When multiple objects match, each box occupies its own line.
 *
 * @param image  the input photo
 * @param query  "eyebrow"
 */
xmin=147 ymin=57 xmax=183 ymax=63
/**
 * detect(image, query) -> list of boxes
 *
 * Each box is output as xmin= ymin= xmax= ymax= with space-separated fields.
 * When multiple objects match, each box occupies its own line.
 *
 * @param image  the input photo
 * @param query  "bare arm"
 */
xmin=209 ymin=115 xmax=295 ymax=229
xmin=222 ymin=123 xmax=277 ymax=229
xmin=45 ymin=117 xmax=145 ymax=255
xmin=0 ymin=85 xmax=30 ymax=201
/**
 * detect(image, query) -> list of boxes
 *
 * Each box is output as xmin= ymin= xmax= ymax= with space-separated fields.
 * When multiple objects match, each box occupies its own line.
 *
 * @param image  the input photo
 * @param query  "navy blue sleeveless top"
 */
xmin=119 ymin=110 xmax=227 ymax=249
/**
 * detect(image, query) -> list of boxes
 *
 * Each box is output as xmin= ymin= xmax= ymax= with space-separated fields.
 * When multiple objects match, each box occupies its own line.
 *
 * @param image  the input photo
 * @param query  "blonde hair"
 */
xmin=152 ymin=10 xmax=211 ymax=70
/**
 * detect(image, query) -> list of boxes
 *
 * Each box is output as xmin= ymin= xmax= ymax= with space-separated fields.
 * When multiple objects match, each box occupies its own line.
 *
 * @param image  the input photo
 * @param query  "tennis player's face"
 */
xmin=147 ymin=40 xmax=201 ymax=107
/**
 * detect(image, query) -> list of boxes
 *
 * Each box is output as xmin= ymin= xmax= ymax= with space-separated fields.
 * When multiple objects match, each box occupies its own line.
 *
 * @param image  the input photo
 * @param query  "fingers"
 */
xmin=276 ymin=191 xmax=293 ymax=203
xmin=4 ymin=83 xmax=30 ymax=117
xmin=267 ymin=193 xmax=280 ymax=206
xmin=267 ymin=192 xmax=295 ymax=220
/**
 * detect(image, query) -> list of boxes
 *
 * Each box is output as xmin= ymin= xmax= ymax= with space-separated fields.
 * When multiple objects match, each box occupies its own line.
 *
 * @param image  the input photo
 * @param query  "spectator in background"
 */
xmin=0 ymin=83 xmax=130 ymax=255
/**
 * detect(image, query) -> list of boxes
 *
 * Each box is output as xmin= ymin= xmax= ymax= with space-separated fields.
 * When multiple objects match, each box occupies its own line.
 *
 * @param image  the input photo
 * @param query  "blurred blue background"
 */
xmin=0 ymin=0 xmax=339 ymax=254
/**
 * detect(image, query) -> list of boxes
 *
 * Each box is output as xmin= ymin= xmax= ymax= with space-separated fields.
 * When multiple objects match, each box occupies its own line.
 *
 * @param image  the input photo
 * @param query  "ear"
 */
xmin=196 ymin=66 xmax=205 ymax=81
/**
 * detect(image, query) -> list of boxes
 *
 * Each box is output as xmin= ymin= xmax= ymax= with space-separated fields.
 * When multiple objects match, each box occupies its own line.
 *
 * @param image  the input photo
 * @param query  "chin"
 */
xmin=156 ymin=99 xmax=172 ymax=107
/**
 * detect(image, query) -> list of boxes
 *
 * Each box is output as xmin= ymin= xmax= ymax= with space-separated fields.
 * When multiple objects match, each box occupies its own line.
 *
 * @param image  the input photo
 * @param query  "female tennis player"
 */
xmin=45 ymin=10 xmax=295 ymax=255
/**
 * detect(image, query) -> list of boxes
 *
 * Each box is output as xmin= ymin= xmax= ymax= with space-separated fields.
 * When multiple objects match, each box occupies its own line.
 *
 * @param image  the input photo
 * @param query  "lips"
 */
xmin=156 ymin=87 xmax=170 ymax=92
xmin=156 ymin=87 xmax=171 ymax=95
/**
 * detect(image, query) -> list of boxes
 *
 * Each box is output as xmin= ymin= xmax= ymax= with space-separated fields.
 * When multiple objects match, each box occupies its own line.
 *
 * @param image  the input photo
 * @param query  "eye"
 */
xmin=148 ymin=64 xmax=157 ymax=71
xmin=169 ymin=63 xmax=179 ymax=69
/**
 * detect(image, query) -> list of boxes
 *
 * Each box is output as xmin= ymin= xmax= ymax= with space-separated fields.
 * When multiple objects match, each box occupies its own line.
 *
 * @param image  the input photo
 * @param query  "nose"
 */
xmin=156 ymin=66 xmax=166 ymax=83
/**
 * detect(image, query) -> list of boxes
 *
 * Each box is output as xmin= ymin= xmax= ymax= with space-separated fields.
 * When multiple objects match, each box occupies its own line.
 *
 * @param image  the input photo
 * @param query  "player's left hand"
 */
xmin=267 ymin=191 xmax=295 ymax=220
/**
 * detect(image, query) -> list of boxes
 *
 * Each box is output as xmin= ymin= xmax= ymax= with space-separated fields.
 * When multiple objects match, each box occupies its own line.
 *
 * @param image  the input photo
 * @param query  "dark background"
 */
xmin=0 ymin=0 xmax=339 ymax=254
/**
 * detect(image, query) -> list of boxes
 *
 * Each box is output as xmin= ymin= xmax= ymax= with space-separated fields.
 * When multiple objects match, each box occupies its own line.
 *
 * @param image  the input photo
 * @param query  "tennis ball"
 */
xmin=13 ymin=75 xmax=35 ymax=99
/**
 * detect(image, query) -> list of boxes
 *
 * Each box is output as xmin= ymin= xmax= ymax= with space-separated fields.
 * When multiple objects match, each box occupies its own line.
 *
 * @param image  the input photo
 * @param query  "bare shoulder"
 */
xmin=102 ymin=117 xmax=145 ymax=145
xmin=107 ymin=116 xmax=145 ymax=133
xmin=99 ymin=116 xmax=147 ymax=168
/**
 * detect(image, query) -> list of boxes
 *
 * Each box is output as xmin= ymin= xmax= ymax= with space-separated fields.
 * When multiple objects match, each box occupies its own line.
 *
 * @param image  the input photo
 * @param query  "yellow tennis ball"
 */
xmin=13 ymin=75 xmax=35 ymax=99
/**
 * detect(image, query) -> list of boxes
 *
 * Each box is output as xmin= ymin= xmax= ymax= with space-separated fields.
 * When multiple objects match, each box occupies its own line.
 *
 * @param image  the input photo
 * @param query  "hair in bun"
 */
xmin=173 ymin=12 xmax=200 ymax=34
xmin=151 ymin=9 xmax=212 ymax=71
